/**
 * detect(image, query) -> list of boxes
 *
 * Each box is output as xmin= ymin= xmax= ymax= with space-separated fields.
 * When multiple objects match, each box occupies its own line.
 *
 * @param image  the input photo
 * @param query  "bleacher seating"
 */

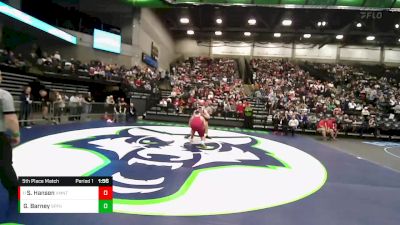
xmin=0 ymin=72 xmax=36 ymax=99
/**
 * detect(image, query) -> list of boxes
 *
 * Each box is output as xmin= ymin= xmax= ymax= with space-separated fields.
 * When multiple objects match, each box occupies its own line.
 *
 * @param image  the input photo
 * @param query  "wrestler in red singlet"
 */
xmin=189 ymin=110 xmax=206 ymax=145
xmin=191 ymin=114 xmax=205 ymax=138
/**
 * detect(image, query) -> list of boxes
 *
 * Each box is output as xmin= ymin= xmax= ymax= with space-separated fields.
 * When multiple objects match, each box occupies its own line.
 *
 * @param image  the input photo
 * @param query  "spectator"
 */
xmin=298 ymin=112 xmax=308 ymax=131
xmin=84 ymin=92 xmax=93 ymax=115
xmin=342 ymin=114 xmax=353 ymax=135
xmin=316 ymin=118 xmax=328 ymax=141
xmin=237 ymin=101 xmax=244 ymax=118
xmin=361 ymin=107 xmax=370 ymax=119
xmin=53 ymin=51 xmax=61 ymax=61
xmin=160 ymin=98 xmax=168 ymax=112
xmin=368 ymin=115 xmax=378 ymax=137
xmin=68 ymin=93 xmax=79 ymax=121
xmin=326 ymin=117 xmax=338 ymax=140
xmin=114 ymin=98 xmax=127 ymax=123
xmin=39 ymin=89 xmax=50 ymax=121
xmin=288 ymin=115 xmax=299 ymax=136
xmin=244 ymin=104 xmax=254 ymax=129
xmin=272 ymin=111 xmax=280 ymax=133
xmin=126 ymin=102 xmax=137 ymax=122
xmin=393 ymin=103 xmax=400 ymax=119
xmin=281 ymin=113 xmax=289 ymax=136
xmin=348 ymin=100 xmax=357 ymax=111
xmin=104 ymin=95 xmax=115 ymax=122
xmin=19 ymin=86 xmax=33 ymax=127
xmin=53 ymin=91 xmax=64 ymax=124
xmin=77 ymin=94 xmax=85 ymax=120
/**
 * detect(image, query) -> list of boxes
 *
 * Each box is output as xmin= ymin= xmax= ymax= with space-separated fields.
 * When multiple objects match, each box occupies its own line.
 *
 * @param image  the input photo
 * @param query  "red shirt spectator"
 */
xmin=173 ymin=98 xmax=180 ymax=107
xmin=135 ymin=79 xmax=142 ymax=87
xmin=326 ymin=118 xmax=337 ymax=131
xmin=317 ymin=119 xmax=327 ymax=129
xmin=237 ymin=103 xmax=244 ymax=117
xmin=224 ymin=85 xmax=230 ymax=93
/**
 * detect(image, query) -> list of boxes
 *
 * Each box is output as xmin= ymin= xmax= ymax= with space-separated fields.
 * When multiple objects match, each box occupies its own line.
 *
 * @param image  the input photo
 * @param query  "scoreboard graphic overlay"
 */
xmin=18 ymin=177 xmax=113 ymax=213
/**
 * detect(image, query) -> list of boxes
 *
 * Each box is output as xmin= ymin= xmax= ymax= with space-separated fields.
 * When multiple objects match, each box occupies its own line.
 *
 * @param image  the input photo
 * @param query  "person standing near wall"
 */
xmin=53 ymin=91 xmax=64 ymax=124
xmin=19 ymin=86 xmax=33 ymax=126
xmin=288 ymin=115 xmax=299 ymax=136
xmin=84 ymin=92 xmax=93 ymax=115
xmin=244 ymin=103 xmax=254 ymax=129
xmin=126 ymin=102 xmax=137 ymax=122
xmin=39 ymin=89 xmax=50 ymax=121
xmin=68 ymin=93 xmax=78 ymax=121
xmin=0 ymin=71 xmax=20 ymax=205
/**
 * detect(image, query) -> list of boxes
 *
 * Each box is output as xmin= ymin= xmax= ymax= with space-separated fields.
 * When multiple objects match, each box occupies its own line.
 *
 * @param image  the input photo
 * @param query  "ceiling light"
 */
xmin=248 ymin=19 xmax=256 ymax=25
xmin=284 ymin=4 xmax=296 ymax=9
xmin=396 ymin=24 xmax=400 ymax=29
xmin=180 ymin=17 xmax=189 ymax=24
xmin=303 ymin=34 xmax=311 ymax=39
xmin=398 ymin=38 xmax=400 ymax=42
xmin=317 ymin=21 xmax=327 ymax=27
xmin=216 ymin=18 xmax=222 ymax=24
xmin=366 ymin=36 xmax=375 ymax=41
xmin=187 ymin=30 xmax=194 ymax=35
xmin=244 ymin=32 xmax=251 ymax=36
xmin=274 ymin=33 xmax=281 ymax=38
xmin=215 ymin=31 xmax=222 ymax=36
xmin=336 ymin=34 xmax=344 ymax=40
xmin=282 ymin=19 xmax=292 ymax=26
xmin=356 ymin=23 xmax=362 ymax=28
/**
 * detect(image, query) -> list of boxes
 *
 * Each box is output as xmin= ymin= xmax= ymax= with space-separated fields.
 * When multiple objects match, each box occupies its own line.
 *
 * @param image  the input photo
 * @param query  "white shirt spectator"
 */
xmin=348 ymin=101 xmax=356 ymax=110
xmin=160 ymin=99 xmax=167 ymax=108
xmin=144 ymin=83 xmax=152 ymax=91
xmin=64 ymin=61 xmax=72 ymax=70
xmin=171 ymin=91 xmax=177 ymax=98
xmin=207 ymin=92 xmax=214 ymax=100
xmin=355 ymin=104 xmax=363 ymax=111
xmin=361 ymin=107 xmax=370 ymax=116
xmin=389 ymin=98 xmax=396 ymax=107
xmin=53 ymin=51 xmax=61 ymax=61
xmin=69 ymin=95 xmax=78 ymax=106
xmin=393 ymin=104 xmax=400 ymax=114
xmin=288 ymin=118 xmax=299 ymax=128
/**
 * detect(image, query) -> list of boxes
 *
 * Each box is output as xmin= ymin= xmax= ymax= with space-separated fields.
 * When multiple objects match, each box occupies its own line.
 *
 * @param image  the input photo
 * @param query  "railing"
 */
xmin=15 ymin=101 xmax=116 ymax=126
xmin=147 ymin=104 xmax=245 ymax=121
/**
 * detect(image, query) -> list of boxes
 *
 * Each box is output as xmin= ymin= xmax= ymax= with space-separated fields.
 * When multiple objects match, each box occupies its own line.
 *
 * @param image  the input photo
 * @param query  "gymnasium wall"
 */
xmin=136 ymin=8 xmax=176 ymax=70
xmin=174 ymin=39 xmax=211 ymax=57
xmin=339 ymin=46 xmax=381 ymax=63
xmin=0 ymin=14 xmax=132 ymax=67
xmin=174 ymin=39 xmax=400 ymax=65
xmin=253 ymin=43 xmax=292 ymax=58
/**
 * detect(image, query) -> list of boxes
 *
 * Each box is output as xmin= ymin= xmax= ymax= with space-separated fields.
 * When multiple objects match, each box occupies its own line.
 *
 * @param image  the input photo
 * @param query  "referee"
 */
xmin=0 ymin=70 xmax=20 ymax=202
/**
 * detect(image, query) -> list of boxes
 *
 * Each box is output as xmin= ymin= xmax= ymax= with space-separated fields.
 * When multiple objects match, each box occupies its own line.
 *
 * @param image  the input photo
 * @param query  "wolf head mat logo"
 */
xmin=61 ymin=127 xmax=287 ymax=200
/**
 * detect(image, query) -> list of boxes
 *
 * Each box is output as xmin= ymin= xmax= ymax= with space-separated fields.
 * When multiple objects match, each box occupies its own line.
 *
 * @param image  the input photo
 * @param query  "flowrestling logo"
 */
xmin=13 ymin=126 xmax=327 ymax=216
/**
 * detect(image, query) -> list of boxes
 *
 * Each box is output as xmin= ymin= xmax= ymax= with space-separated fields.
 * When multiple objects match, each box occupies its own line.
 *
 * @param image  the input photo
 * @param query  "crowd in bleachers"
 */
xmin=4 ymin=40 xmax=400 ymax=139
xmin=159 ymin=57 xmax=250 ymax=117
xmin=250 ymin=58 xmax=400 ymax=138
xmin=0 ymin=45 xmax=163 ymax=96
xmin=0 ymin=42 xmax=162 ymax=126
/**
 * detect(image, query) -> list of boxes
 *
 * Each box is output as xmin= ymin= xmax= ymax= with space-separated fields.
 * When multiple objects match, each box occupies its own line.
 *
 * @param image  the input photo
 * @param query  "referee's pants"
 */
xmin=0 ymin=133 xmax=18 ymax=198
